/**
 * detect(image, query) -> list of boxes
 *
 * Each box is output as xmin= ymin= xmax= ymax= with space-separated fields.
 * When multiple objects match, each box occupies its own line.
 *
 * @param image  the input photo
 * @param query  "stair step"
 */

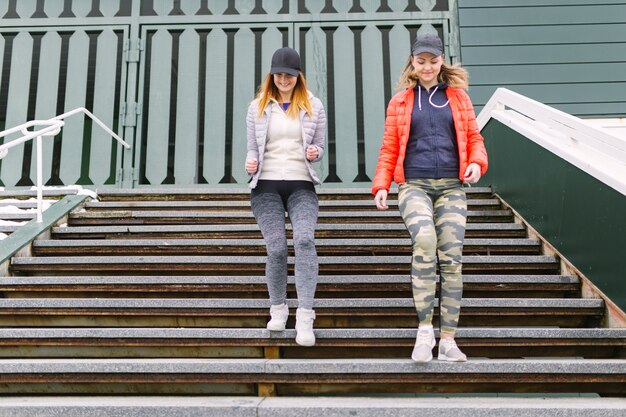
xmin=0 ymin=298 xmax=603 ymax=328
xmin=96 ymin=187 xmax=496 ymax=201
xmin=0 ymin=358 xmax=622 ymax=395
xmin=0 ymin=327 xmax=621 ymax=359
xmin=0 ymin=274 xmax=578 ymax=299
xmin=0 ymin=213 xmax=37 ymax=221
xmin=67 ymin=209 xmax=513 ymax=225
xmin=50 ymin=222 xmax=527 ymax=239
xmin=10 ymin=255 xmax=560 ymax=275
xmin=0 ymin=396 xmax=624 ymax=417
xmin=32 ymin=238 xmax=542 ymax=256
xmin=86 ymin=198 xmax=502 ymax=211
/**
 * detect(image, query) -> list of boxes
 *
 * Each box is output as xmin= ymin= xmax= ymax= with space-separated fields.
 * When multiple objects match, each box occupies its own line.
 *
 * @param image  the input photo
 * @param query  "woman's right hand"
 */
xmin=374 ymin=189 xmax=389 ymax=210
xmin=245 ymin=159 xmax=258 ymax=174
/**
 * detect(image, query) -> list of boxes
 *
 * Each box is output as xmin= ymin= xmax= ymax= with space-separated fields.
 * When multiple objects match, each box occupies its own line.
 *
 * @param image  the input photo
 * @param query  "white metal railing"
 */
xmin=477 ymin=88 xmax=626 ymax=197
xmin=0 ymin=108 xmax=131 ymax=222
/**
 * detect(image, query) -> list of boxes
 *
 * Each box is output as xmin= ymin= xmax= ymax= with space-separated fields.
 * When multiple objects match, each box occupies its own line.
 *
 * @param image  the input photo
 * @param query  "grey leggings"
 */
xmin=250 ymin=180 xmax=319 ymax=310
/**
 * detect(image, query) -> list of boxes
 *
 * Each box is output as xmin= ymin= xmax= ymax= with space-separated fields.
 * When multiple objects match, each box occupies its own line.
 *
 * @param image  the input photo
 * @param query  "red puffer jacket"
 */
xmin=371 ymin=86 xmax=488 ymax=194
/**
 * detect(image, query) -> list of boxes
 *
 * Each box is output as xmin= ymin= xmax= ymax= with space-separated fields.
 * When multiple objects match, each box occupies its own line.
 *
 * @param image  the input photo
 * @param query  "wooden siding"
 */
xmin=458 ymin=0 xmax=626 ymax=117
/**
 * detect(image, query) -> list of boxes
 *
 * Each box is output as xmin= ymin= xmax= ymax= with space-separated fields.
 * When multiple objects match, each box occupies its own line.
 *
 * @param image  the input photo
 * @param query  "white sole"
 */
xmin=411 ymin=353 xmax=433 ymax=363
xmin=437 ymin=353 xmax=467 ymax=362
xmin=266 ymin=322 xmax=287 ymax=331
xmin=295 ymin=336 xmax=315 ymax=347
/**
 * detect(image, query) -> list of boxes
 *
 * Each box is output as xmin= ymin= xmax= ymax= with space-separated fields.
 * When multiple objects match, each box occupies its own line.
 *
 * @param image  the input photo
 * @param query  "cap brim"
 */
xmin=270 ymin=67 xmax=300 ymax=77
xmin=412 ymin=47 xmax=443 ymax=56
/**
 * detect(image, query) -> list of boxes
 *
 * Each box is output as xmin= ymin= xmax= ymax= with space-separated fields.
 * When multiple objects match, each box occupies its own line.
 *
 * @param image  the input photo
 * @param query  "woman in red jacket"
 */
xmin=372 ymin=32 xmax=488 ymax=362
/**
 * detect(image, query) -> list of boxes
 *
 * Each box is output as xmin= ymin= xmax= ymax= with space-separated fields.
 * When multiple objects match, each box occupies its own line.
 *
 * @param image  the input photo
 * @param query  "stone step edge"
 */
xmin=95 ymin=187 xmax=493 ymax=196
xmin=0 ymin=358 xmax=624 ymax=374
xmin=11 ymin=255 xmax=558 ymax=265
xmin=69 ymin=210 xmax=512 ymax=218
xmin=0 ymin=274 xmax=578 ymax=285
xmin=0 ymin=298 xmax=604 ymax=309
xmin=86 ymin=198 xmax=501 ymax=207
xmin=51 ymin=223 xmax=526 ymax=233
xmin=0 ymin=327 xmax=622 ymax=339
xmin=32 ymin=238 xmax=540 ymax=247
xmin=0 ymin=396 xmax=624 ymax=417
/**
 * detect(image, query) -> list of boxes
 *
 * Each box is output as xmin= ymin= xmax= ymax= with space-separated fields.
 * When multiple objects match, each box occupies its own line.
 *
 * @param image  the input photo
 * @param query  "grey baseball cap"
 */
xmin=270 ymin=47 xmax=301 ymax=77
xmin=411 ymin=33 xmax=443 ymax=56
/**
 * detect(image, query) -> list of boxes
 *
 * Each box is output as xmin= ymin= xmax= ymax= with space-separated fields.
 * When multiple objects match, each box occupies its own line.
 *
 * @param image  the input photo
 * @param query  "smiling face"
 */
xmin=411 ymin=53 xmax=444 ymax=89
xmin=273 ymin=73 xmax=298 ymax=101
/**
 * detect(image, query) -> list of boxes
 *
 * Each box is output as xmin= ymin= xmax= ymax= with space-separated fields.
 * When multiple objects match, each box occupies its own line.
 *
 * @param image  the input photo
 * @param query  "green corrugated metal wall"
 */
xmin=0 ymin=0 xmax=460 ymax=189
xmin=458 ymin=0 xmax=626 ymax=117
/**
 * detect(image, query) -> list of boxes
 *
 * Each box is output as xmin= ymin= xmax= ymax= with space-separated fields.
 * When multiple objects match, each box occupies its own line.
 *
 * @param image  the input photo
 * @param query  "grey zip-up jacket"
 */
xmin=246 ymin=92 xmax=326 ymax=189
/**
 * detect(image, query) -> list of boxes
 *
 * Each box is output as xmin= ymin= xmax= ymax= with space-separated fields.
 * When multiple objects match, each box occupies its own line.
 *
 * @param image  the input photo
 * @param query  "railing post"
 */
xmin=36 ymin=135 xmax=43 ymax=223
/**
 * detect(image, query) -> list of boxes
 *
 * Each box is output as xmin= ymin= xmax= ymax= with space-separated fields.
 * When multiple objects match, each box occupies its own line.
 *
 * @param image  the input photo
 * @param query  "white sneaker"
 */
xmin=266 ymin=303 xmax=289 ymax=331
xmin=411 ymin=327 xmax=436 ymax=362
xmin=438 ymin=338 xmax=467 ymax=362
xmin=295 ymin=308 xmax=316 ymax=346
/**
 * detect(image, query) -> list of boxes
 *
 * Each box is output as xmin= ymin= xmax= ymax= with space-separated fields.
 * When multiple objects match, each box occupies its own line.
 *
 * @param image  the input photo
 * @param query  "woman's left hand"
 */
xmin=306 ymin=145 xmax=319 ymax=161
xmin=463 ymin=163 xmax=481 ymax=184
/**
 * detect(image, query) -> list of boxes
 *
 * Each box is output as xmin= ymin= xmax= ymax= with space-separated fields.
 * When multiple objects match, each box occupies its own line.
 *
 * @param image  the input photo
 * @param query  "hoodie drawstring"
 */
xmin=417 ymin=84 xmax=450 ymax=110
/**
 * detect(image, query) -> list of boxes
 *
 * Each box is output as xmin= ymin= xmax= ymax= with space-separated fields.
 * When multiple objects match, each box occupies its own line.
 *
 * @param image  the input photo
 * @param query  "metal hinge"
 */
xmin=120 ymin=101 xmax=142 ymax=127
xmin=117 ymin=167 xmax=138 ymax=186
xmin=124 ymin=37 xmax=143 ymax=63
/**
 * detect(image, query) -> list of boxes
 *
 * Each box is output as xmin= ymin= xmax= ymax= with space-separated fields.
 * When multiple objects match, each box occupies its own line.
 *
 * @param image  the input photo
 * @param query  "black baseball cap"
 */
xmin=411 ymin=33 xmax=443 ymax=56
xmin=270 ymin=47 xmax=301 ymax=77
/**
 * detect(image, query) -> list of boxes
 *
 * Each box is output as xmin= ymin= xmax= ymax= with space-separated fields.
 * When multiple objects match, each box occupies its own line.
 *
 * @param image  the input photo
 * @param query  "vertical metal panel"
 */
xmin=229 ymin=27 xmax=255 ymax=185
xmin=1 ymin=32 xmax=33 ymax=187
xmin=58 ymin=30 xmax=89 ymax=185
xmin=202 ymin=28 xmax=227 ymax=184
xmin=173 ymin=28 xmax=200 ymax=185
xmin=99 ymin=0 xmax=122 ymax=17
xmin=361 ymin=25 xmax=386 ymax=181
xmin=332 ymin=26 xmax=358 ymax=184
xmin=34 ymin=31 xmax=62 ymax=185
xmin=143 ymin=29 xmax=173 ymax=185
xmin=14 ymin=0 xmax=38 ymax=18
xmin=89 ymin=28 xmax=120 ymax=185
xmin=71 ymin=0 xmax=91 ymax=17
xmin=299 ymin=25 xmax=328 ymax=183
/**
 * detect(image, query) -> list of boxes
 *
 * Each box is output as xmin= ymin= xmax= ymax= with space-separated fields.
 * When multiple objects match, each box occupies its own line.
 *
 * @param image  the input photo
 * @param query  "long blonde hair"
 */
xmin=256 ymin=72 xmax=313 ymax=119
xmin=396 ymin=56 xmax=469 ymax=90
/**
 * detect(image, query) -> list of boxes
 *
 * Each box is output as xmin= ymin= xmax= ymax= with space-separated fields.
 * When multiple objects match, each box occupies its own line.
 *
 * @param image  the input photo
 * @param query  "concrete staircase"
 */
xmin=0 ymin=187 xmax=625 ymax=414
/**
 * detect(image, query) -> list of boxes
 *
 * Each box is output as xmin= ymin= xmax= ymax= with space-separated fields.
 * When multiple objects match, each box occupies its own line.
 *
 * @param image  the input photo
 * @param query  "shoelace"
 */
xmin=416 ymin=330 xmax=433 ymax=344
xmin=440 ymin=338 xmax=458 ymax=350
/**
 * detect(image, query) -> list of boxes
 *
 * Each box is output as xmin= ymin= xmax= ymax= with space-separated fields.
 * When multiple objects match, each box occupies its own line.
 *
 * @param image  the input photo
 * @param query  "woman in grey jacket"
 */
xmin=245 ymin=47 xmax=326 ymax=346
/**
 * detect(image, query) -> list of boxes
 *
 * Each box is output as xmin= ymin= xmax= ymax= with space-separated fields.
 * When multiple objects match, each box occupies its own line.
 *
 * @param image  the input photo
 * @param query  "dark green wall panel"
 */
xmin=481 ymin=120 xmax=626 ymax=311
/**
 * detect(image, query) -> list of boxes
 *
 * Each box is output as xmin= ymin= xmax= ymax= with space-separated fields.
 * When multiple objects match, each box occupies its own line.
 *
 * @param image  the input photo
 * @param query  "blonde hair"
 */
xmin=256 ymin=72 xmax=313 ymax=119
xmin=396 ymin=56 xmax=469 ymax=90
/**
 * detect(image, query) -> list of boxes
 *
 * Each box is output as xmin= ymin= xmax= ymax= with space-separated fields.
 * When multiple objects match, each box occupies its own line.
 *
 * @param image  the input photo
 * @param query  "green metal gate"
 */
xmin=0 ymin=0 xmax=459 ymax=189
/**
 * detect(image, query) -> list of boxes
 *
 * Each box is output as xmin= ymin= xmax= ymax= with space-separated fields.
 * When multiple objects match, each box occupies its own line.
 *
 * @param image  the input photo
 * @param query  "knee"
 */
xmin=266 ymin=241 xmax=288 ymax=260
xmin=412 ymin=232 xmax=437 ymax=260
xmin=293 ymin=233 xmax=315 ymax=253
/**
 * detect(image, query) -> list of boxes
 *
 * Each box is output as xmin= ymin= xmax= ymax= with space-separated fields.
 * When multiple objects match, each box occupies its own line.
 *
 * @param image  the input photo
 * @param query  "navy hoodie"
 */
xmin=403 ymin=82 xmax=459 ymax=179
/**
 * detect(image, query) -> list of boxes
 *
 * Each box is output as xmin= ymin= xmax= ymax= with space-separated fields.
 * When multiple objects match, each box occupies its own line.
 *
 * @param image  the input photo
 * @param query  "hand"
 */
xmin=374 ymin=189 xmax=389 ymax=210
xmin=306 ymin=145 xmax=318 ymax=161
xmin=245 ymin=159 xmax=258 ymax=174
xmin=463 ymin=162 xmax=481 ymax=184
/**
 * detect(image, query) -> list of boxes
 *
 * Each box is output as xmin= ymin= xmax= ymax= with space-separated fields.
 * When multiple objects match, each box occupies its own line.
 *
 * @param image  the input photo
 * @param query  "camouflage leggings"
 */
xmin=398 ymin=178 xmax=467 ymax=335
